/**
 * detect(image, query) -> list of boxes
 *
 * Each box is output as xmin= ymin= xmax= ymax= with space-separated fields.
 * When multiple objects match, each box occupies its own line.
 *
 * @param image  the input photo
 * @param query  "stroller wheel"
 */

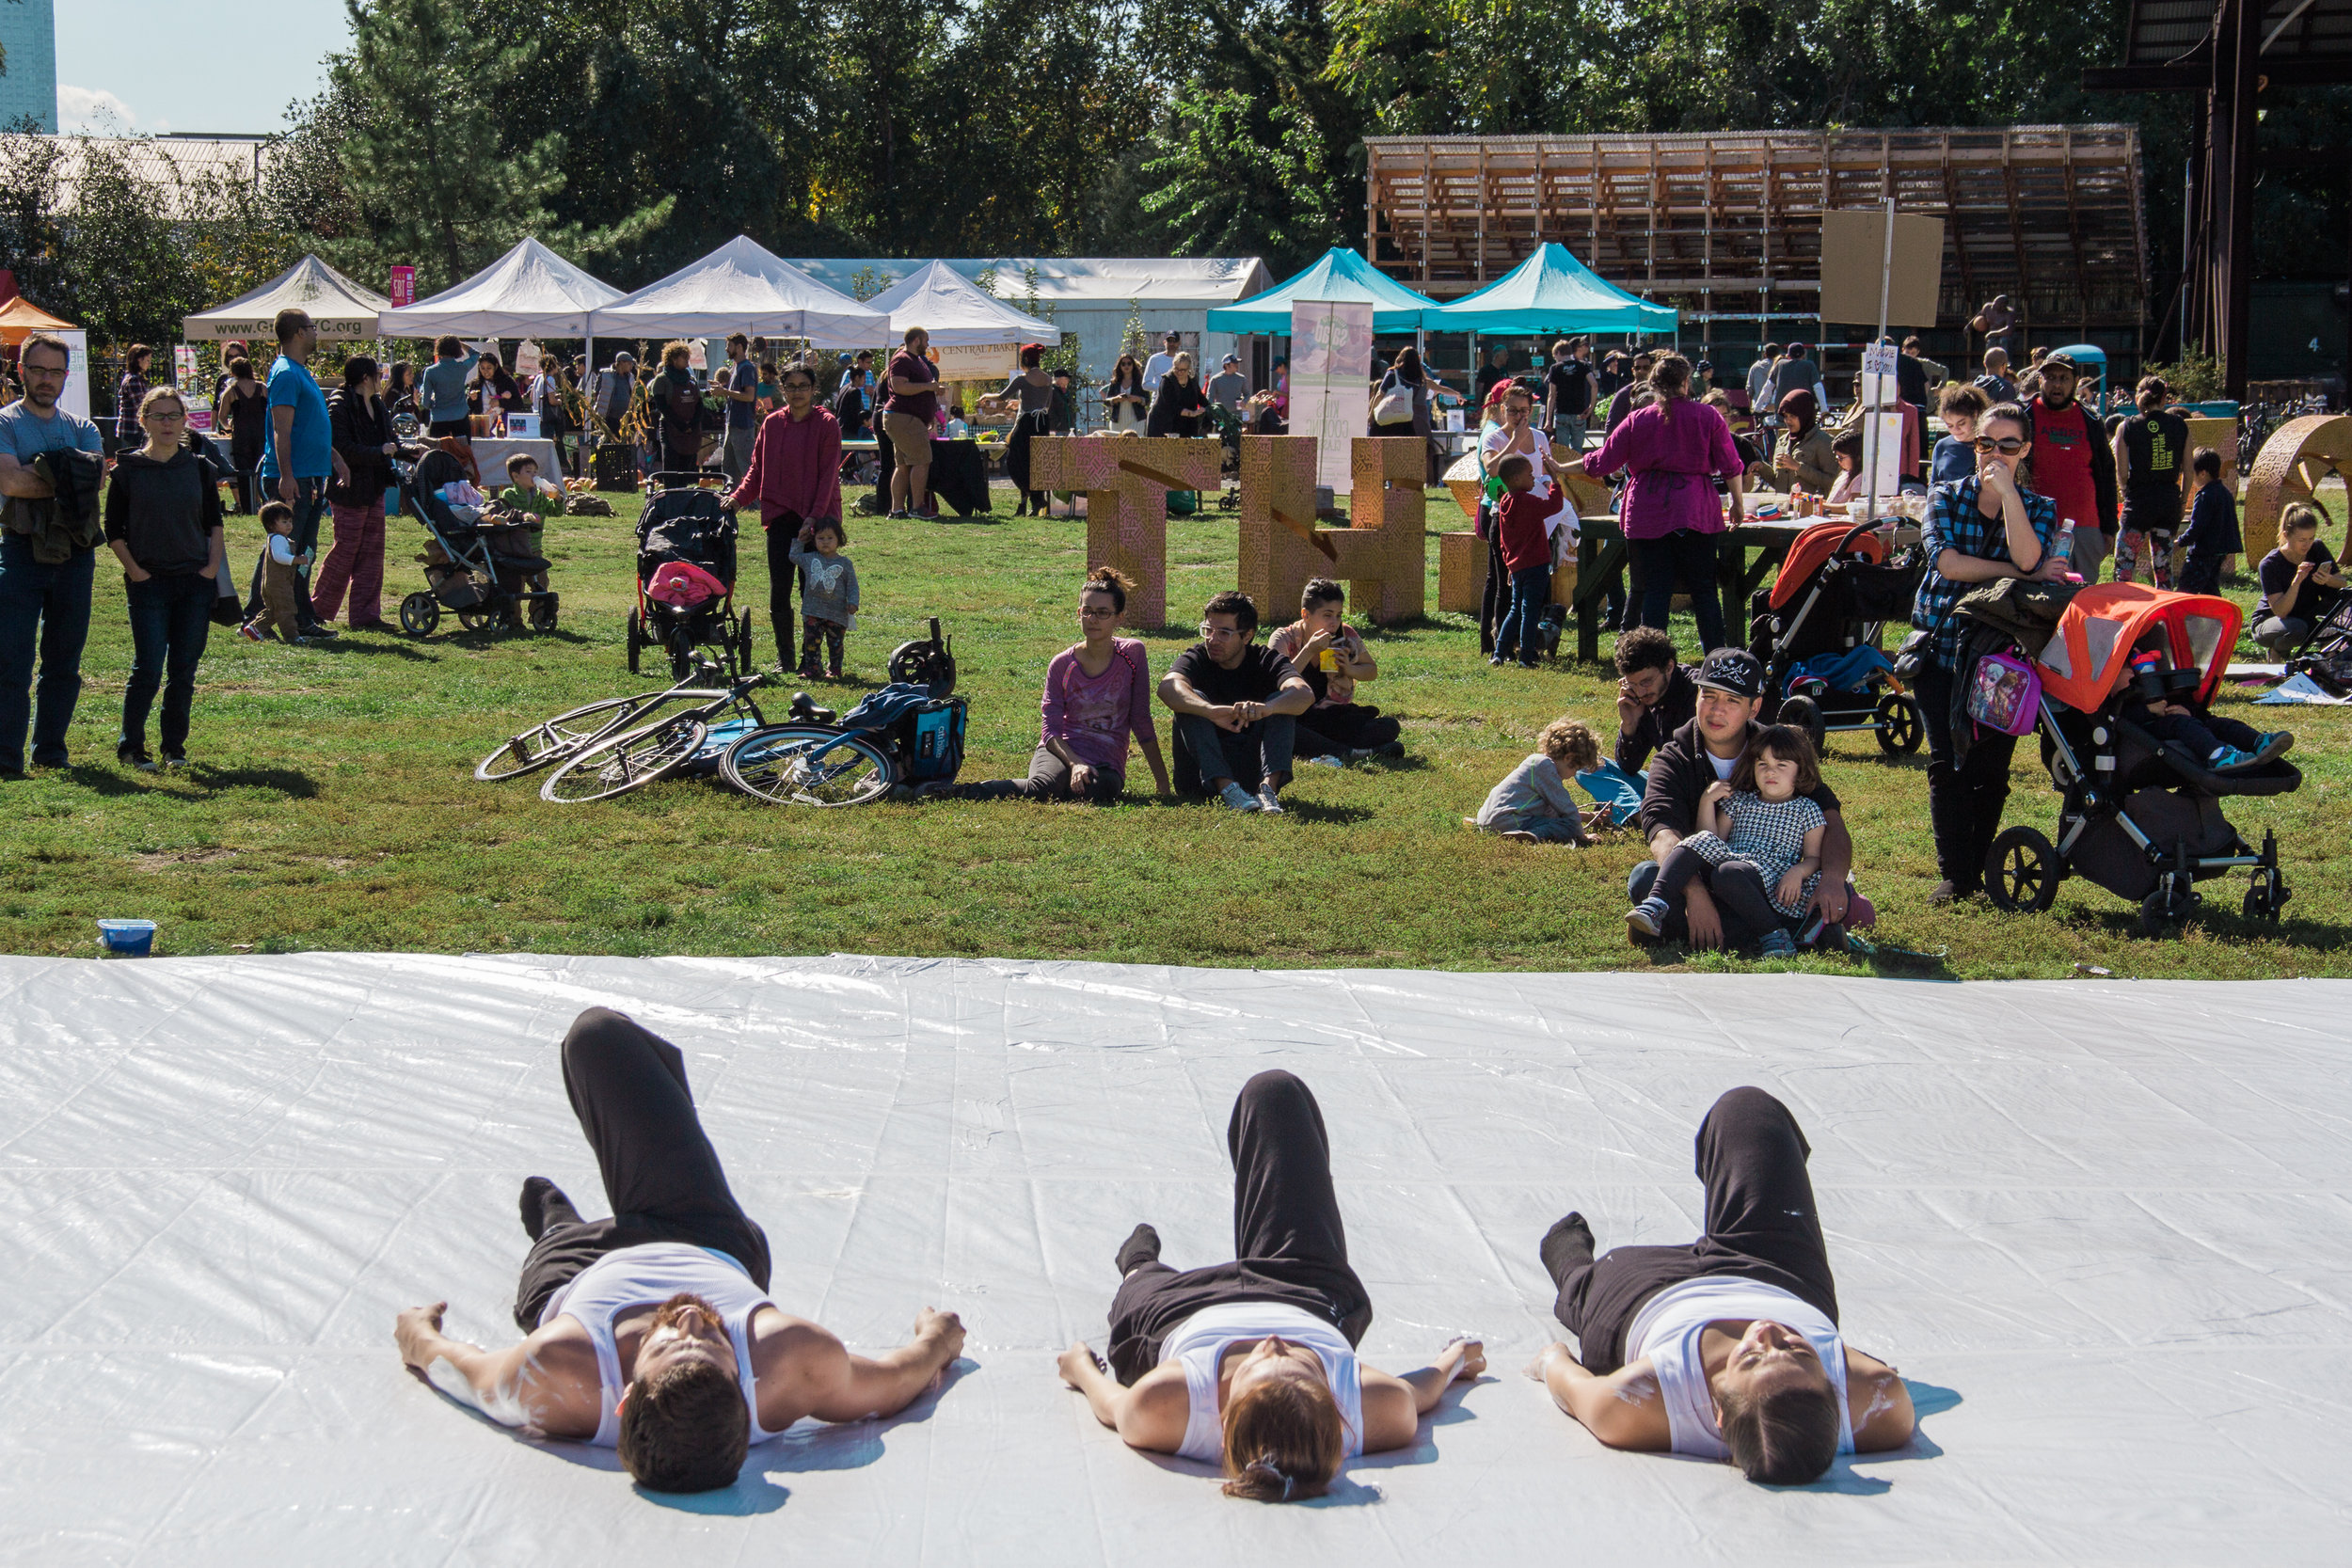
xmin=530 ymin=594 xmax=559 ymax=633
xmin=458 ymin=607 xmax=496 ymax=633
xmin=399 ymin=592 xmax=439 ymax=637
xmin=2243 ymin=867 xmax=2289 ymax=924
xmin=1873 ymin=691 xmax=1924 ymax=755
xmin=2137 ymin=882 xmax=2200 ymax=938
xmin=1983 ymin=826 xmax=2059 ymax=913
xmin=627 ymin=610 xmax=644 ymax=674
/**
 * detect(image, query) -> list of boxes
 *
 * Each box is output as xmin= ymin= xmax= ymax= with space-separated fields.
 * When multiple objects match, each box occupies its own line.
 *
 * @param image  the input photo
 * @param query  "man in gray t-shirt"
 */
xmin=1206 ymin=355 xmax=1249 ymax=415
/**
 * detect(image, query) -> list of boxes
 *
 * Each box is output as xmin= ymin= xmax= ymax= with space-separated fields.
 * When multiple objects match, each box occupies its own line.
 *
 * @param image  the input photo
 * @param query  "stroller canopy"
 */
xmin=1768 ymin=519 xmax=1888 ymax=610
xmin=2034 ymin=584 xmax=2242 ymax=712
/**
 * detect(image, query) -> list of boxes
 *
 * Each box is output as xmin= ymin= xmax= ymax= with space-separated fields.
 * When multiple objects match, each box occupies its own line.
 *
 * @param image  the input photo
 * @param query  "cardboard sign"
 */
xmin=1860 ymin=343 xmax=1900 ymax=407
xmin=173 ymin=344 xmax=199 ymax=385
xmin=389 ymin=266 xmax=416 ymax=309
xmin=938 ymin=342 xmax=1017 ymax=382
xmin=1857 ymin=411 xmax=1906 ymax=499
xmin=1819 ymin=210 xmax=1945 ymax=327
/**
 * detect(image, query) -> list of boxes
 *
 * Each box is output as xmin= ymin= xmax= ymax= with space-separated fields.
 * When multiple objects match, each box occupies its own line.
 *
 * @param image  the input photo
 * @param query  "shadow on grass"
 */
xmin=1277 ymin=800 xmax=1375 ymax=825
xmin=305 ymin=636 xmax=437 ymax=663
xmin=189 ymin=765 xmax=322 ymax=799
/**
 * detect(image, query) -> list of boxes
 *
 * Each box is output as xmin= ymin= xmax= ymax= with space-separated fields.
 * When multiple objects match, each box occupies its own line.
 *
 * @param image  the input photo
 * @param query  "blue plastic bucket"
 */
xmin=96 ymin=919 xmax=156 ymax=957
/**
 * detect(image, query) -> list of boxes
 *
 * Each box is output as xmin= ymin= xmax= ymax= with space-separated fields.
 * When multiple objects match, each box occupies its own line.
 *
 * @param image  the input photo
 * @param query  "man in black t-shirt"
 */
xmin=1475 ymin=348 xmax=1512 ymax=407
xmin=1544 ymin=339 xmax=1596 ymax=453
xmin=1157 ymin=590 xmax=1315 ymax=813
xmin=2111 ymin=376 xmax=2192 ymax=589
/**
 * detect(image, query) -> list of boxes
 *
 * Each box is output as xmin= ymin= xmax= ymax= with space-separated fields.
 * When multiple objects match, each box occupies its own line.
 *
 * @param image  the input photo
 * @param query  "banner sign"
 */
xmin=389 ymin=266 xmax=416 ymax=309
xmin=173 ymin=343 xmax=199 ymax=384
xmin=1288 ymin=299 xmax=1375 ymax=495
xmin=937 ymin=342 xmax=1017 ymax=382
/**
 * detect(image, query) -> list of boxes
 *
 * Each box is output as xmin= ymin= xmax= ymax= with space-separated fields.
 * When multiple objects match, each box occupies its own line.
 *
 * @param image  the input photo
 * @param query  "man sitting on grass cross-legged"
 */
xmin=393 ymin=1006 xmax=965 ymax=1493
xmin=1159 ymin=589 xmax=1316 ymax=814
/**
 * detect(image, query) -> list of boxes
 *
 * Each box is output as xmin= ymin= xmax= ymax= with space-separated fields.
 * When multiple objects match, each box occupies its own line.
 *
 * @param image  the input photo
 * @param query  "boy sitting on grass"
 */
xmin=1475 ymin=717 xmax=1602 ymax=845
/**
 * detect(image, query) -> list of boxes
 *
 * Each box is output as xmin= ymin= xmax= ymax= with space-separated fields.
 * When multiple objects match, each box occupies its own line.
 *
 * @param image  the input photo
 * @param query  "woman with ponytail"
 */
xmin=1057 ymin=1071 xmax=1485 ymax=1499
xmin=1568 ymin=352 xmax=1746 ymax=651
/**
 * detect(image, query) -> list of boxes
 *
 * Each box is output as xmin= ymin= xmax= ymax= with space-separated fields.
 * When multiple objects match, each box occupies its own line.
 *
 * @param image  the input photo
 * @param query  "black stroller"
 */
xmin=1749 ymin=518 xmax=1926 ymax=753
xmin=1979 ymin=584 xmax=2300 ymax=935
xmin=628 ymin=468 xmax=752 ymax=679
xmin=395 ymin=446 xmax=558 ymax=636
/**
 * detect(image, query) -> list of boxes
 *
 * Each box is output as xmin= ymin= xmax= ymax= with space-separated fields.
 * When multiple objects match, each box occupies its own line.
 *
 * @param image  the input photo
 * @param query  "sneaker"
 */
xmin=161 ymin=752 xmax=187 ymax=769
xmin=1625 ymin=896 xmax=1671 ymax=937
xmin=300 ymin=622 xmax=338 ymax=639
xmin=1218 ymin=782 xmax=1262 ymax=813
xmin=238 ymin=622 xmax=264 ymax=642
xmin=1518 ymin=657 xmax=1542 ymax=670
xmin=117 ymin=741 xmax=156 ymax=772
xmin=1501 ymin=830 xmax=1541 ymax=844
xmin=1256 ymin=787 xmax=1285 ymax=815
xmin=2208 ymin=744 xmax=2259 ymax=770
xmin=1366 ymin=740 xmax=1406 ymax=760
xmin=1304 ymin=754 xmax=1345 ymax=769
xmin=2253 ymin=731 xmax=2295 ymax=764
xmin=887 ymin=509 xmax=911 ymax=520
xmin=1759 ymin=928 xmax=1797 ymax=958
xmin=1488 ymin=654 xmax=1508 ymax=667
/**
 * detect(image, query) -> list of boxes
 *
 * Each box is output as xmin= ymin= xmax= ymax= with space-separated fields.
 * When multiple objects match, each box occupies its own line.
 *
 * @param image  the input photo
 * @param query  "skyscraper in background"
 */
xmin=0 ymin=0 xmax=57 ymax=134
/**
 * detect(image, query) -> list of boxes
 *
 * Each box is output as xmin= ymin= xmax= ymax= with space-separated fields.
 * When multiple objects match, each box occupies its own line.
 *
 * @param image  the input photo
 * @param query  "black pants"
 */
xmin=1477 ymin=511 xmax=1506 ymax=654
xmin=762 ymin=513 xmax=801 ymax=662
xmin=1632 ymin=528 xmax=1725 ymax=651
xmin=1172 ymin=712 xmax=1294 ymax=795
xmin=1651 ymin=847 xmax=1794 ymax=941
xmin=1105 ymin=1070 xmax=1373 ymax=1384
xmin=1295 ymin=703 xmax=1400 ymax=758
xmin=948 ymin=745 xmax=1124 ymax=803
xmin=512 ymin=1007 xmax=772 ymax=1333
xmin=1007 ymin=410 xmax=1049 ymax=509
xmin=1549 ymin=1086 xmax=1839 ymax=1373
xmin=1915 ymin=661 xmax=2016 ymax=891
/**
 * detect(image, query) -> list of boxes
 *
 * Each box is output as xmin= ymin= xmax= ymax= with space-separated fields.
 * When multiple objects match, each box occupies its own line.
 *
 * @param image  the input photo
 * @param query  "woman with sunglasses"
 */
xmin=1908 ymin=403 xmax=2068 ymax=904
xmin=103 ymin=385 xmax=224 ymax=770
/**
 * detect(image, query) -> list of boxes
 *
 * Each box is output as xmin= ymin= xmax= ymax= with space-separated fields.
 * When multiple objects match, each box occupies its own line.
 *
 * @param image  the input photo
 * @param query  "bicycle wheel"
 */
xmin=474 ymin=690 xmax=669 ymax=782
xmin=721 ymin=724 xmax=900 ymax=806
xmin=540 ymin=714 xmax=707 ymax=803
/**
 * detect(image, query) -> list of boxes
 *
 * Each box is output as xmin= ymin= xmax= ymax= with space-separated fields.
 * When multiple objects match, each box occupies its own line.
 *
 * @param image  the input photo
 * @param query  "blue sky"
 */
xmin=58 ymin=1 xmax=349 ymax=135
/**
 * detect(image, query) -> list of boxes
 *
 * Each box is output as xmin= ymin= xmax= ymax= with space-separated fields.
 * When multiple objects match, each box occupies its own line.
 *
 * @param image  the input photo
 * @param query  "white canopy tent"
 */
xmin=859 ymin=260 xmax=1059 ymax=380
xmin=375 ymin=238 xmax=622 ymax=339
xmin=782 ymin=257 xmax=1270 ymax=383
xmin=182 ymin=254 xmax=389 ymax=341
xmin=587 ymin=236 xmax=886 ymax=350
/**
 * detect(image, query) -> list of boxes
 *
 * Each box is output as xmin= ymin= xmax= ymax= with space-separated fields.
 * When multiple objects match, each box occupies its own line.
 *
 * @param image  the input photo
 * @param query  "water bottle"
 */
xmin=2052 ymin=519 xmax=2082 ymax=583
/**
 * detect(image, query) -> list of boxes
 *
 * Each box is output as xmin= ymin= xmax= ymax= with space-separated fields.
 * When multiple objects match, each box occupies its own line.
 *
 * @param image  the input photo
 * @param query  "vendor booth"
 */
xmin=1416 ymin=242 xmax=1680 ymax=338
xmin=182 ymin=255 xmax=389 ymax=341
xmin=1205 ymin=246 xmax=1442 ymax=335
xmin=860 ymin=260 xmax=1057 ymax=380
xmin=588 ymin=237 xmax=887 ymax=349
xmin=0 ymin=296 xmax=90 ymax=421
xmin=375 ymin=237 xmax=621 ymax=339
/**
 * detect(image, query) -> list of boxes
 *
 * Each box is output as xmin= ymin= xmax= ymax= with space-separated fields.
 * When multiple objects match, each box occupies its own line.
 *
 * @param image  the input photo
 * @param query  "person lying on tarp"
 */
xmin=393 ymin=1006 xmax=964 ymax=1493
xmin=1527 ymin=1086 xmax=1915 ymax=1484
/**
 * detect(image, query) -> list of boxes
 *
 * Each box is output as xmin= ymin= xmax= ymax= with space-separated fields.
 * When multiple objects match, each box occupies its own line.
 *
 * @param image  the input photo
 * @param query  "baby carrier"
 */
xmin=628 ymin=471 xmax=750 ymax=678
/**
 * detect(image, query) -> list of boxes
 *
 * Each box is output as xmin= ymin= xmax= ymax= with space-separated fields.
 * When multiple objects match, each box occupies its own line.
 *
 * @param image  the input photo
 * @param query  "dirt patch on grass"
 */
xmin=127 ymin=848 xmax=240 ymax=872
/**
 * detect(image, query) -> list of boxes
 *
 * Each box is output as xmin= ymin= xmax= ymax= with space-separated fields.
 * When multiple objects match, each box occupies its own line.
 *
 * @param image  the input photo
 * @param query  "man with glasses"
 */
xmin=1909 ymin=403 xmax=2067 ymax=903
xmin=1156 ymin=590 xmax=1315 ymax=813
xmin=727 ymin=366 xmax=841 ymax=673
xmin=247 ymin=308 xmax=348 ymax=639
xmin=0 ymin=333 xmax=107 ymax=774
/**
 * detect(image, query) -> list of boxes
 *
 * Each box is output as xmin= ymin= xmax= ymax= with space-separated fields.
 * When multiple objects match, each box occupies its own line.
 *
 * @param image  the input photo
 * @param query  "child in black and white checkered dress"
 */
xmin=1628 ymin=724 xmax=1827 ymax=957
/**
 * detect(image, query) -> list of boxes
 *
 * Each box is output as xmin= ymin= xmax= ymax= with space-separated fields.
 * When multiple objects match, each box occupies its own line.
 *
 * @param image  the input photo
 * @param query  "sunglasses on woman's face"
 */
xmin=1973 ymin=436 xmax=2027 ymax=454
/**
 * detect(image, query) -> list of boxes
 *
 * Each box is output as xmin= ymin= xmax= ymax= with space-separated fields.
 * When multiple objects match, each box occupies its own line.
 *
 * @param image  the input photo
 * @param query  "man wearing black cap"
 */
xmin=2026 ymin=353 xmax=2116 ymax=580
xmin=1630 ymin=650 xmax=1852 ymax=950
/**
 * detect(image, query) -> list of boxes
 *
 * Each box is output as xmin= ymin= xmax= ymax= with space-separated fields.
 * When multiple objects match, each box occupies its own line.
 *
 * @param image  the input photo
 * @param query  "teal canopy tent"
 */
xmin=1417 ymin=244 xmax=1679 ymax=336
xmin=1203 ymin=247 xmax=1441 ymax=334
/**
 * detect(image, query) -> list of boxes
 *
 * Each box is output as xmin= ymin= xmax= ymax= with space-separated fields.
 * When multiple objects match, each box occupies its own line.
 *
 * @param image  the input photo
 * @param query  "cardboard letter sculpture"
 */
xmin=1027 ymin=437 xmax=1225 ymax=627
xmin=1237 ymin=436 xmax=1425 ymax=625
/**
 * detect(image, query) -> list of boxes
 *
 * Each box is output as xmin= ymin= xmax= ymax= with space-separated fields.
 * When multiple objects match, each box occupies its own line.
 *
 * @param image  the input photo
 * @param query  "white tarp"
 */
xmin=860 ymin=260 xmax=1058 ymax=350
xmin=3 ymin=955 xmax=2346 ymax=1565
xmin=376 ymin=238 xmax=624 ymax=340
xmin=588 ymin=237 xmax=887 ymax=351
xmin=182 ymin=254 xmax=389 ymax=341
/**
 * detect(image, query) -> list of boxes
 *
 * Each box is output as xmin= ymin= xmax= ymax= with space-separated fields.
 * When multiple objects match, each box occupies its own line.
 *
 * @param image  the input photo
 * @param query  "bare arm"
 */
xmin=1359 ymin=1338 xmax=1486 ymax=1451
xmin=0 ymin=451 xmax=53 ymax=499
xmin=393 ymin=1303 xmax=601 ymax=1438
xmin=1846 ymin=1347 xmax=1916 ymax=1451
xmin=1057 ymin=1344 xmax=1190 ymax=1451
xmin=752 ymin=1306 xmax=964 ymax=1429
xmin=1810 ymin=809 xmax=1854 ymax=923
xmin=1263 ymin=673 xmax=1316 ymax=719
xmin=1527 ymin=1343 xmax=1670 ymax=1450
xmin=1156 ymin=669 xmax=1225 ymax=722
xmin=1777 ymin=820 xmax=1828 ymax=911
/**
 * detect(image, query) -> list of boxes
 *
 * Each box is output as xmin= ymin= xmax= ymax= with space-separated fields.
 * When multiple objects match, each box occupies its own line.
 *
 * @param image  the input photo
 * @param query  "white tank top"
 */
xmin=1624 ymin=1276 xmax=1854 ymax=1460
xmin=1157 ymin=1301 xmax=1365 ymax=1464
xmin=539 ymin=1243 xmax=787 ymax=1448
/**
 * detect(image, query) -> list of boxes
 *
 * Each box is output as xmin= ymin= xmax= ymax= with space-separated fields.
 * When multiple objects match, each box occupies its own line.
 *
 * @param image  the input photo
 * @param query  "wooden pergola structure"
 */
xmin=1363 ymin=129 xmax=2149 ymax=348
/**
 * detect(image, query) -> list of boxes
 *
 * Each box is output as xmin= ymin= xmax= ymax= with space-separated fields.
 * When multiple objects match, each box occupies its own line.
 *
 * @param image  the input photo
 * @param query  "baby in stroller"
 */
xmin=2111 ymin=633 xmax=2292 ymax=772
xmin=629 ymin=472 xmax=749 ymax=676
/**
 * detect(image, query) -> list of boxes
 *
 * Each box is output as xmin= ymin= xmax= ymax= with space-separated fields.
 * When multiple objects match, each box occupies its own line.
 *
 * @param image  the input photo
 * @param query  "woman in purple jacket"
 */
xmin=1570 ymin=355 xmax=1746 ymax=652
xmin=932 ymin=566 xmax=1172 ymax=804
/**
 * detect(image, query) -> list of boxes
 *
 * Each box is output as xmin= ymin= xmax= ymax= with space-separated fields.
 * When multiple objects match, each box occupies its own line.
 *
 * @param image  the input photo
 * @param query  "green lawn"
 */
xmin=8 ymin=481 xmax=2349 ymax=977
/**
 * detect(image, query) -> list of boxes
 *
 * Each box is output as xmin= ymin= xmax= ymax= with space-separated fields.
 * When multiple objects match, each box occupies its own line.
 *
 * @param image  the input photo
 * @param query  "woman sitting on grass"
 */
xmin=1474 ymin=718 xmax=1602 ymax=845
xmin=931 ymin=566 xmax=1171 ymax=804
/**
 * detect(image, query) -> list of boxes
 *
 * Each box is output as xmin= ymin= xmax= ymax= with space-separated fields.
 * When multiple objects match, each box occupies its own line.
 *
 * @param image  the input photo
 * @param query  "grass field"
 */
xmin=8 ymin=478 xmax=2350 ymax=977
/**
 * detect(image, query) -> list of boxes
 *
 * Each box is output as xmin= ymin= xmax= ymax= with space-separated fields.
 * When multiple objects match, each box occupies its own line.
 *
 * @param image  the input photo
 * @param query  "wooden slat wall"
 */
xmin=1364 ymin=127 xmax=2149 ymax=332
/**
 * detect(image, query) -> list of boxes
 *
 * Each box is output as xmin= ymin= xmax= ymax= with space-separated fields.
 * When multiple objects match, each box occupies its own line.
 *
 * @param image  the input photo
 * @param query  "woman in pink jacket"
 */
xmin=1570 ymin=354 xmax=1746 ymax=652
xmin=726 ymin=366 xmax=841 ymax=671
